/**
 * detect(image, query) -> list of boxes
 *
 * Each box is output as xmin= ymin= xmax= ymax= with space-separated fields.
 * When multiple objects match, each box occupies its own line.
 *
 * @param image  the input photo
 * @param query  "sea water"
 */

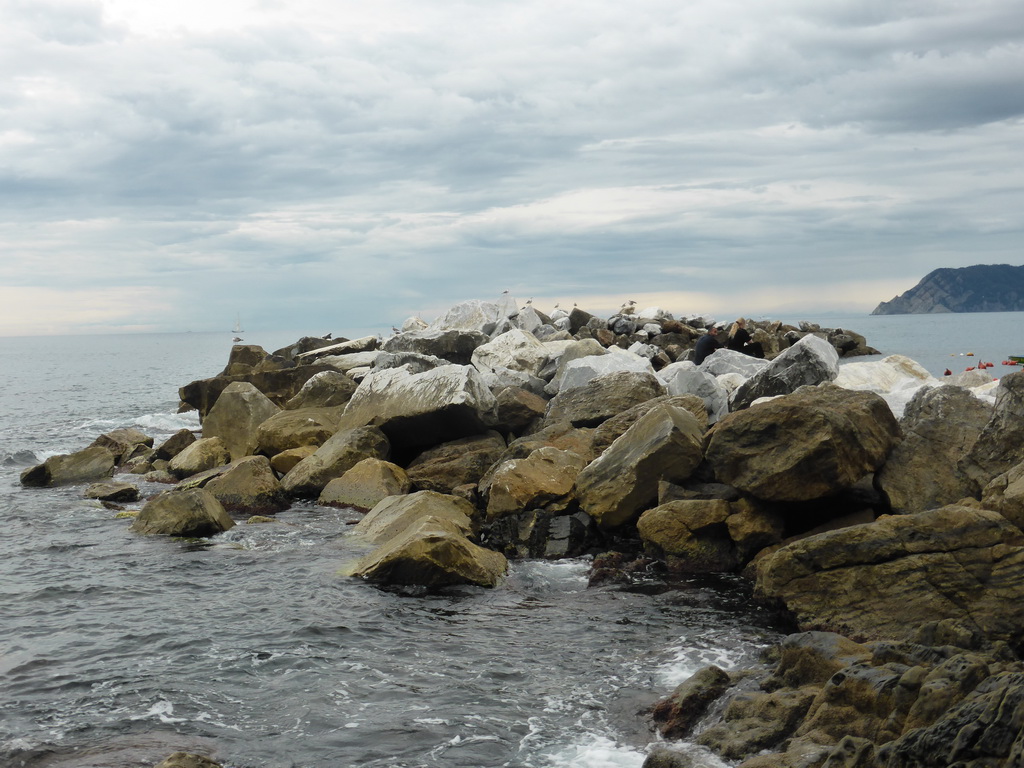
xmin=0 ymin=312 xmax=1019 ymax=768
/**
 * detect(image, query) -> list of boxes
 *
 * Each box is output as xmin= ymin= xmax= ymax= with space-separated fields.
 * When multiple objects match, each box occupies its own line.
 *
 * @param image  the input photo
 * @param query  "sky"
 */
xmin=1 ymin=0 xmax=1022 ymax=337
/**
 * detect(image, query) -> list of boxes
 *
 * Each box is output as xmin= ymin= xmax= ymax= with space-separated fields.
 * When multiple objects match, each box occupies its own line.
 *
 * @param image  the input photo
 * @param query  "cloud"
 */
xmin=0 ymin=0 xmax=1022 ymax=335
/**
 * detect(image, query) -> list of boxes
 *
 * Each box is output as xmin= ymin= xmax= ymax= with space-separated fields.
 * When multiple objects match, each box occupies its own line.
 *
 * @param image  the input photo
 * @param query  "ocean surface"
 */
xmin=0 ymin=312 xmax=1020 ymax=768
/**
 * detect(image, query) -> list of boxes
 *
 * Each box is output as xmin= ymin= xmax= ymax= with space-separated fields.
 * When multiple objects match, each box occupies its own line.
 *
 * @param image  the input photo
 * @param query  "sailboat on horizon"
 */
xmin=232 ymin=314 xmax=244 ymax=334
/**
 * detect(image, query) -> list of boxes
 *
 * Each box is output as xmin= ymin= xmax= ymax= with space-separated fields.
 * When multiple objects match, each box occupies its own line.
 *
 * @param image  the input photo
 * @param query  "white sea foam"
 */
xmin=539 ymin=735 xmax=645 ymax=768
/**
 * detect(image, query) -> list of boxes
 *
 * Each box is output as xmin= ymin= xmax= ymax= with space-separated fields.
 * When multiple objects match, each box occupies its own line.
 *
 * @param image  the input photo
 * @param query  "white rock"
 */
xmin=401 ymin=316 xmax=428 ymax=333
xmin=513 ymin=305 xmax=545 ymax=334
xmin=552 ymin=348 xmax=655 ymax=394
xmin=429 ymin=299 xmax=503 ymax=333
xmin=320 ymin=351 xmax=383 ymax=372
xmin=700 ymin=348 xmax=770 ymax=378
xmin=657 ymin=361 xmax=729 ymax=423
xmin=636 ymin=306 xmax=673 ymax=323
xmin=642 ymin=323 xmax=662 ymax=336
xmin=471 ymin=329 xmax=548 ymax=377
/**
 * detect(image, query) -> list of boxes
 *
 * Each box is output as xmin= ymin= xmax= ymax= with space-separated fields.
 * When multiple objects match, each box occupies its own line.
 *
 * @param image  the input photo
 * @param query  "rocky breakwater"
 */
xmin=22 ymin=294 xmax=1020 ymax=767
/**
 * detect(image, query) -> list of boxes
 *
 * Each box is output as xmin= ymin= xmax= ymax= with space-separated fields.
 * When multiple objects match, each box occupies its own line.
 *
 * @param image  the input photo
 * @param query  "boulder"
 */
xmin=201 ymin=382 xmax=281 ymax=461
xmin=154 ymin=753 xmax=222 ymax=768
xmin=255 ymin=406 xmax=345 ymax=456
xmin=540 ymin=338 xmax=606 ymax=388
xmin=637 ymin=499 xmax=738 ymax=572
xmin=576 ymin=403 xmax=705 ymax=529
xmin=963 ymin=371 xmax=1024 ymax=490
xmin=875 ymin=384 xmax=992 ymax=514
xmin=482 ymin=509 xmax=597 ymax=559
xmin=280 ymin=426 xmax=390 ymax=497
xmin=699 ymin=348 xmax=770 ymax=378
xmin=754 ymin=504 xmax=1024 ymax=645
xmin=592 ymin=394 xmax=707 ymax=455
xmin=657 ymin=363 xmax=730 ymax=424
xmin=493 ymin=387 xmax=548 ymax=434
xmin=427 ymin=298 xmax=510 ymax=333
xmin=548 ymin=348 xmax=654 ymax=394
xmin=89 ymin=428 xmax=153 ymax=464
xmin=544 ymin=370 xmax=667 ymax=428
xmin=350 ymin=515 xmax=508 ymax=588
xmin=405 ymin=432 xmax=507 ymax=494
xmin=652 ymin=665 xmax=733 ymax=739
xmin=202 ymin=455 xmax=289 ymax=514
xmin=283 ymin=370 xmax=358 ymax=409
xmin=179 ymin=364 xmax=335 ymax=419
xmin=730 ymin=334 xmax=839 ymax=411
xmin=318 ymin=351 xmax=381 ymax=373
xmin=705 ymin=384 xmax=900 ymax=503
xmin=319 ymin=458 xmax=411 ymax=510
xmin=269 ymin=445 xmax=317 ymax=475
xmin=153 ymin=429 xmax=197 ymax=461
xmin=471 ymin=328 xmax=549 ymax=377
xmin=168 ymin=437 xmax=230 ymax=479
xmin=20 ymin=445 xmax=116 ymax=487
xmin=485 ymin=447 xmax=589 ymax=521
xmin=381 ymin=328 xmax=488 ymax=365
xmin=334 ymin=364 xmax=498 ymax=450
xmin=130 ymin=487 xmax=235 ymax=537
xmin=981 ymin=460 xmax=1024 ymax=532
xmin=84 ymin=481 xmax=140 ymax=503
xmin=352 ymin=490 xmax=477 ymax=545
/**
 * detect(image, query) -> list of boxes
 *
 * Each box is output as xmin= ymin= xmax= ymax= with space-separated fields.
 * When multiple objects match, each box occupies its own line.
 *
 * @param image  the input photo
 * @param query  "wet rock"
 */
xmin=84 ymin=481 xmax=140 ymax=503
xmin=652 ymin=665 xmax=732 ymax=739
xmin=154 ymin=428 xmax=197 ymax=461
xmin=706 ymin=384 xmax=900 ymax=503
xmin=485 ymin=447 xmax=589 ymax=521
xmin=352 ymin=490 xmax=477 ymax=545
xmin=20 ymin=445 xmax=116 ymax=487
xmin=638 ymin=500 xmax=738 ymax=572
xmin=154 ymin=753 xmax=222 ymax=768
xmin=130 ymin=488 xmax=235 ymax=537
xmin=200 ymin=455 xmax=289 ymax=515
xmin=89 ymin=428 xmax=153 ymax=464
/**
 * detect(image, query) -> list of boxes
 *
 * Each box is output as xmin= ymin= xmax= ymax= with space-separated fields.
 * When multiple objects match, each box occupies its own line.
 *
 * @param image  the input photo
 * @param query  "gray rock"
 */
xmin=544 ymin=370 xmax=667 ymax=428
xmin=20 ymin=445 xmax=116 ymax=487
xmin=201 ymin=381 xmax=281 ymax=461
xmin=130 ymin=487 xmax=235 ymax=537
xmin=280 ymin=425 xmax=390 ymax=497
xmin=730 ymin=334 xmax=839 ymax=410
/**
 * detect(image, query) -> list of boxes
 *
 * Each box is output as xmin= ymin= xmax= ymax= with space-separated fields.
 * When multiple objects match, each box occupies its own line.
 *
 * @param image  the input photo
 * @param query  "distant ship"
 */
xmin=232 ymin=314 xmax=244 ymax=334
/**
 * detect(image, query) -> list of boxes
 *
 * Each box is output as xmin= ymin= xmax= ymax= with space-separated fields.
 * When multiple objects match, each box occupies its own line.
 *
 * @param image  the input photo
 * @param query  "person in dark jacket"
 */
xmin=694 ymin=325 xmax=721 ymax=365
xmin=726 ymin=317 xmax=764 ymax=358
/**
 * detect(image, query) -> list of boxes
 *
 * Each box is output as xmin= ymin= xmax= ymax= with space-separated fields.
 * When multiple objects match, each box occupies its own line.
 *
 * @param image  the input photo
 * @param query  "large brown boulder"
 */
xmin=349 ymin=516 xmax=507 ymax=588
xmin=543 ymin=370 xmax=666 ymax=428
xmin=319 ymin=458 xmax=411 ymax=510
xmin=405 ymin=432 xmax=507 ymax=494
xmin=281 ymin=426 xmax=390 ymax=497
xmin=89 ymin=428 xmax=153 ymax=464
xmin=201 ymin=381 xmax=281 ymax=461
xmin=876 ymin=384 xmax=992 ymax=514
xmin=200 ymin=455 xmax=289 ymax=515
xmin=576 ymin=403 xmax=704 ymax=529
xmin=255 ymin=406 xmax=345 ymax=456
xmin=706 ymin=383 xmax=900 ymax=503
xmin=981 ymin=459 xmax=1024 ymax=532
xmin=334 ymin=364 xmax=498 ymax=450
xmin=592 ymin=394 xmax=708 ymax=455
xmin=485 ymin=447 xmax=589 ymax=521
xmin=130 ymin=488 xmax=235 ymax=537
xmin=168 ymin=437 xmax=230 ymax=479
xmin=755 ymin=504 xmax=1024 ymax=646
xmin=20 ymin=445 xmax=116 ymax=487
xmin=352 ymin=491 xmax=477 ymax=545
xmin=637 ymin=499 xmax=738 ymax=572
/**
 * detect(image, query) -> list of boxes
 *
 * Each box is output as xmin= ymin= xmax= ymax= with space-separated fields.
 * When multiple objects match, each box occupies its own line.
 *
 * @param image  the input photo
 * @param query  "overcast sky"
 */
xmin=2 ymin=0 xmax=1022 ymax=337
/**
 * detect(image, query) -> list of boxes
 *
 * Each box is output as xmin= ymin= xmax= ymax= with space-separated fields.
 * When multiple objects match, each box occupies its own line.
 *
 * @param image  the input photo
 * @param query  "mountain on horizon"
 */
xmin=872 ymin=264 xmax=1024 ymax=315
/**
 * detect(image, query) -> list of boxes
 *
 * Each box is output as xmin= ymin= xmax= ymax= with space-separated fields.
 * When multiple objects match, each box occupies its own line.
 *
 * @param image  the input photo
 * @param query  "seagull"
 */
xmin=391 ymin=326 xmax=400 ymax=334
xmin=232 ymin=336 xmax=243 ymax=342
xmin=321 ymin=332 xmax=332 ymax=340
xmin=502 ymin=289 xmax=509 ymax=294
xmin=554 ymin=303 xmax=560 ymax=309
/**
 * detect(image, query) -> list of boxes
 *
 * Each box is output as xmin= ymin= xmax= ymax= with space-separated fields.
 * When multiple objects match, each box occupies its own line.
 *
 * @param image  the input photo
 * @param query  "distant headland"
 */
xmin=872 ymin=264 xmax=1024 ymax=315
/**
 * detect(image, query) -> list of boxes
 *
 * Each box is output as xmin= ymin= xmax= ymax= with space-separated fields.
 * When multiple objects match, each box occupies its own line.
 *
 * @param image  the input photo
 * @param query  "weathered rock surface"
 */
xmin=20 ymin=445 xmax=116 ymax=487
xmin=89 ymin=428 xmax=153 ymax=464
xmin=318 ymin=458 xmax=411 ymax=510
xmin=656 ymin=363 xmax=730 ymax=424
xmin=283 ymin=370 xmax=358 ymax=409
xmin=576 ymin=403 xmax=704 ymax=528
xmin=153 ymin=428 xmax=197 ymax=461
xmin=179 ymin=363 xmax=335 ymax=419
xmin=485 ymin=447 xmax=589 ymax=521
xmin=637 ymin=499 xmax=738 ymax=572
xmin=730 ymin=334 xmax=840 ymax=411
xmin=755 ymin=504 xmax=1024 ymax=646
xmin=381 ymin=328 xmax=488 ymax=365
xmin=84 ymin=481 xmax=140 ymax=503
xmin=168 ymin=437 xmax=230 ymax=479
xmin=706 ymin=384 xmax=900 ymax=502
xmin=493 ymin=386 xmax=548 ymax=434
xmin=200 ymin=455 xmax=289 ymax=514
xmin=280 ymin=426 xmax=390 ymax=497
xmin=154 ymin=752 xmax=223 ymax=768
xmin=544 ymin=370 xmax=667 ymax=428
xmin=652 ymin=664 xmax=732 ymax=739
xmin=963 ymin=371 xmax=1024 ymax=490
xmin=255 ymin=406 xmax=345 ymax=456
xmin=404 ymin=432 xmax=507 ymax=494
xmin=335 ymin=364 xmax=497 ymax=450
xmin=350 ymin=515 xmax=508 ymax=588
xmin=471 ymin=328 xmax=549 ymax=377
xmin=352 ymin=491 xmax=477 ymax=545
xmin=875 ymin=384 xmax=992 ymax=514
xmin=130 ymin=487 xmax=235 ymax=537
xmin=592 ymin=394 xmax=708 ymax=455
xmin=201 ymin=381 xmax=281 ymax=461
